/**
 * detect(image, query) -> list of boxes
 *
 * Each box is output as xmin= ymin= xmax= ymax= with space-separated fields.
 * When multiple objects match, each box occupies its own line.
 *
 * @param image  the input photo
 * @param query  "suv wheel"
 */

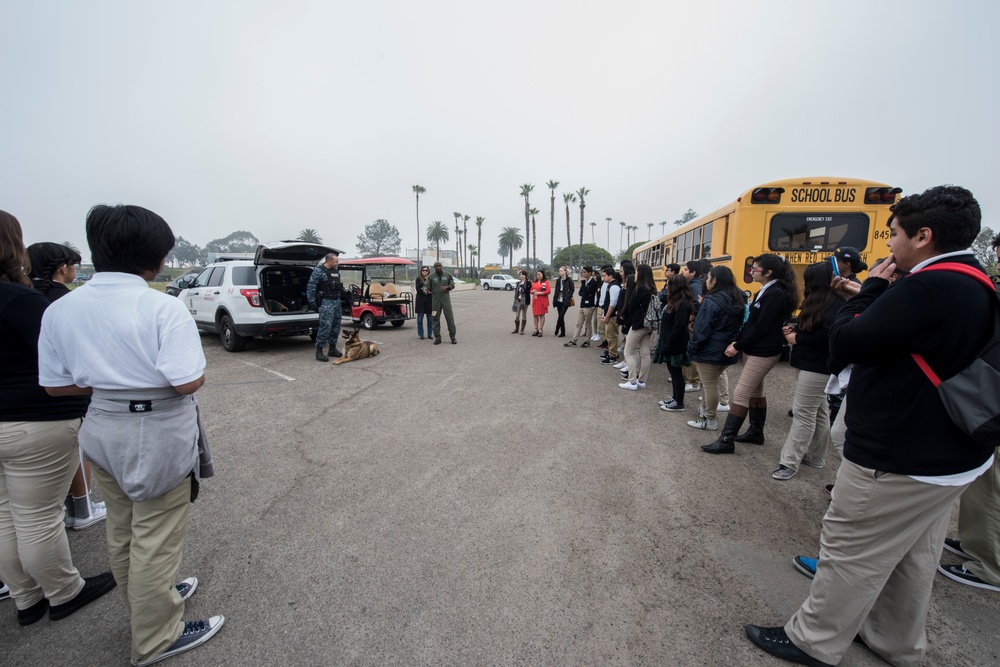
xmin=504 ymin=284 xmax=513 ymax=290
xmin=220 ymin=314 xmax=248 ymax=352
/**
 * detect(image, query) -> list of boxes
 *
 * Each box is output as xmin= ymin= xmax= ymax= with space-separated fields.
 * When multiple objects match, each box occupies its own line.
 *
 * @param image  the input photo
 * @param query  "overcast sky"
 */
xmin=3 ymin=1 xmax=998 ymax=263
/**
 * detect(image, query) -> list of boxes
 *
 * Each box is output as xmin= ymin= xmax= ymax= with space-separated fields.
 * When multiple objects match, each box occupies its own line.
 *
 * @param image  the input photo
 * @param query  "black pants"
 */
xmin=555 ymin=303 xmax=569 ymax=335
xmin=667 ymin=363 xmax=686 ymax=405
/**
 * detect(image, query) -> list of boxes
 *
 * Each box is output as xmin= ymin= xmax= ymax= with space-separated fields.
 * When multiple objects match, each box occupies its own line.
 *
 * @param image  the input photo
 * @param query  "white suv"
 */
xmin=178 ymin=242 xmax=344 ymax=352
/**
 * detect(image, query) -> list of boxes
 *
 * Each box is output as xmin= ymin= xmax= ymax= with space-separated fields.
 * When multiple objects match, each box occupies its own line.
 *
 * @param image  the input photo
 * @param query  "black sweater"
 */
xmin=660 ymin=299 xmax=692 ymax=355
xmin=790 ymin=298 xmax=844 ymax=375
xmin=0 ymin=283 xmax=89 ymax=422
xmin=733 ymin=283 xmax=788 ymax=357
xmin=831 ymin=254 xmax=996 ymax=476
xmin=578 ymin=277 xmax=599 ymax=308
xmin=628 ymin=285 xmax=653 ymax=330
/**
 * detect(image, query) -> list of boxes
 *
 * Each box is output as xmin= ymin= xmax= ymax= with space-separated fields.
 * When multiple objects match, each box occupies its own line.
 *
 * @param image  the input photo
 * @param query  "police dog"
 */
xmin=333 ymin=329 xmax=380 ymax=365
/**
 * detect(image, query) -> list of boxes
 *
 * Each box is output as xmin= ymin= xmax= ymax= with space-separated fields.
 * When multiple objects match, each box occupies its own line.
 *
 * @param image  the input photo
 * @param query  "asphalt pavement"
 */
xmin=6 ymin=287 xmax=999 ymax=666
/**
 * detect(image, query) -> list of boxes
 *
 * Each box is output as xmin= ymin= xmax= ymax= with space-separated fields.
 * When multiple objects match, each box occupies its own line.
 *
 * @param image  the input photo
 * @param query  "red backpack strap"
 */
xmin=911 ymin=261 xmax=998 ymax=387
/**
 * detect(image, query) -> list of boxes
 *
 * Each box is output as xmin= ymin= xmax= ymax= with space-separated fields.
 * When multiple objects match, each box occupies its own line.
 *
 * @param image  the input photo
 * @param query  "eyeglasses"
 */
xmin=750 ymin=268 xmax=765 ymax=273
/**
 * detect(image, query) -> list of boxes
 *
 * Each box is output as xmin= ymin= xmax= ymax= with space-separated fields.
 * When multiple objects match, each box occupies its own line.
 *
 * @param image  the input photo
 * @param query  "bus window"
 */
xmin=768 ymin=213 xmax=870 ymax=252
xmin=702 ymin=221 xmax=713 ymax=258
xmin=691 ymin=227 xmax=702 ymax=260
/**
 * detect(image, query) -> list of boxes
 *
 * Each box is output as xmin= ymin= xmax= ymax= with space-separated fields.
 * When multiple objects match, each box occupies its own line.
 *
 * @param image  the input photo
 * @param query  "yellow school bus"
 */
xmin=633 ymin=176 xmax=902 ymax=295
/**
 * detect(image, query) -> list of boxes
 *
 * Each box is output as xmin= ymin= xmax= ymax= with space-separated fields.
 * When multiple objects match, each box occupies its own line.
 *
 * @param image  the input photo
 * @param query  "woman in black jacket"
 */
xmin=552 ymin=266 xmax=574 ymax=337
xmin=772 ymin=262 xmax=846 ymax=479
xmin=415 ymin=266 xmax=434 ymax=340
xmin=702 ymin=253 xmax=798 ymax=454
xmin=619 ymin=264 xmax=655 ymax=391
xmin=657 ymin=274 xmax=693 ymax=411
xmin=510 ymin=270 xmax=531 ymax=334
xmin=686 ymin=266 xmax=745 ymax=430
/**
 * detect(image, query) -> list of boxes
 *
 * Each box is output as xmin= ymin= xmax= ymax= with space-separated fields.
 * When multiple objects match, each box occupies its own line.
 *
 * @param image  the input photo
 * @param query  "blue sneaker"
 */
xmin=794 ymin=556 xmax=818 ymax=579
xmin=136 ymin=616 xmax=225 ymax=666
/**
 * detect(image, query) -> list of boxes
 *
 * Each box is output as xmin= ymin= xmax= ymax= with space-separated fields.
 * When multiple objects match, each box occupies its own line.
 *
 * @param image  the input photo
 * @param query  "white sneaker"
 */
xmin=698 ymin=404 xmax=706 ymax=418
xmin=717 ymin=403 xmax=731 ymax=412
xmin=72 ymin=501 xmax=107 ymax=531
xmin=591 ymin=334 xmax=600 ymax=341
xmin=687 ymin=418 xmax=717 ymax=430
xmin=613 ymin=361 xmax=627 ymax=370
xmin=636 ymin=381 xmax=646 ymax=389
xmin=684 ymin=383 xmax=701 ymax=392
xmin=618 ymin=382 xmax=639 ymax=391
xmin=0 ymin=581 xmax=9 ymax=600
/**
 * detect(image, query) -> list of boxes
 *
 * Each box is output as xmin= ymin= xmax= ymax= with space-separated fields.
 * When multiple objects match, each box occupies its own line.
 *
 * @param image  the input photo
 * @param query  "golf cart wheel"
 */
xmin=362 ymin=313 xmax=377 ymax=330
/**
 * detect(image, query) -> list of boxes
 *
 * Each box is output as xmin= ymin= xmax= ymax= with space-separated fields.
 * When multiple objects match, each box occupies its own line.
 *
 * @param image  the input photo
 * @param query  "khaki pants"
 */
xmin=591 ymin=307 xmax=600 ymax=337
xmin=958 ymin=455 xmax=1000 ymax=586
xmin=682 ymin=361 xmax=701 ymax=385
xmin=0 ymin=419 xmax=86 ymax=609
xmin=831 ymin=395 xmax=848 ymax=458
xmin=785 ymin=459 xmax=969 ymax=666
xmin=604 ymin=320 xmax=620 ymax=359
xmin=732 ymin=353 xmax=780 ymax=408
xmin=694 ymin=363 xmax=727 ymax=420
xmin=571 ymin=307 xmax=595 ymax=343
xmin=94 ymin=466 xmax=191 ymax=664
xmin=778 ymin=369 xmax=831 ymax=471
xmin=624 ymin=327 xmax=652 ymax=383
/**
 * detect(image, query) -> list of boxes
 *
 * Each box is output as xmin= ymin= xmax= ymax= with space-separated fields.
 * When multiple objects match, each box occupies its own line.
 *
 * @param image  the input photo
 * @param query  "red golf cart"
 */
xmin=338 ymin=257 xmax=415 ymax=329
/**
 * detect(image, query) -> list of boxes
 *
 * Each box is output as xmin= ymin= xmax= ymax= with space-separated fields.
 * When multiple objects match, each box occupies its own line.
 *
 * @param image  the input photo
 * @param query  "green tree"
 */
xmin=475 ymin=216 xmax=485 ymax=278
xmin=619 ymin=241 xmax=644 ymax=264
xmin=205 ymin=231 xmax=259 ymax=255
xmin=412 ymin=185 xmax=426 ymax=266
xmin=552 ymin=243 xmax=613 ymax=273
xmin=498 ymin=226 xmax=523 ymax=269
xmin=356 ymin=219 xmax=401 ymax=257
xmin=529 ymin=207 xmax=540 ymax=273
xmin=971 ymin=226 xmax=998 ymax=274
xmin=296 ymin=228 xmax=322 ymax=243
xmin=427 ymin=221 xmax=449 ymax=262
xmin=674 ymin=208 xmax=698 ymax=227
xmin=546 ymin=180 xmax=559 ymax=270
xmin=519 ymin=184 xmax=534 ymax=270
xmin=168 ymin=236 xmax=203 ymax=267
xmin=563 ymin=192 xmax=576 ymax=253
xmin=576 ymin=187 xmax=589 ymax=269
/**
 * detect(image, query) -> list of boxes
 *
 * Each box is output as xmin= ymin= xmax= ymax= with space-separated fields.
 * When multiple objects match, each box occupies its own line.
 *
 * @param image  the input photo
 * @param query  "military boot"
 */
xmin=329 ymin=345 xmax=343 ymax=358
xmin=315 ymin=346 xmax=329 ymax=362
xmin=734 ymin=406 xmax=766 ymax=445
xmin=701 ymin=412 xmax=745 ymax=454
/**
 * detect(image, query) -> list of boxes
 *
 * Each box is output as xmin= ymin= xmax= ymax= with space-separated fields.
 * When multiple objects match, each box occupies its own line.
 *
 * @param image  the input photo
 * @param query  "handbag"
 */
xmin=911 ymin=263 xmax=1000 ymax=447
xmin=570 ymin=296 xmax=576 ymax=307
xmin=643 ymin=297 xmax=659 ymax=331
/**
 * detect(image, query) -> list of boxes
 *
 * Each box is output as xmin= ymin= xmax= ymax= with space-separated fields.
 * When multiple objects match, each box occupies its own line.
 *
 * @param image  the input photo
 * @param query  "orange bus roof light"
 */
xmin=751 ymin=187 xmax=785 ymax=204
xmin=865 ymin=187 xmax=902 ymax=204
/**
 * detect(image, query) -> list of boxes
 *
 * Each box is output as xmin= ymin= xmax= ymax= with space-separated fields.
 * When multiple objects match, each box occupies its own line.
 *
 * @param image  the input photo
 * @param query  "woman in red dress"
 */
xmin=530 ymin=269 xmax=551 ymax=337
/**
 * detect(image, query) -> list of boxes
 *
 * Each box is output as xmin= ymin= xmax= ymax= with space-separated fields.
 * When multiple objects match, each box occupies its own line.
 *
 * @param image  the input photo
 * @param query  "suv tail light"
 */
xmin=864 ymin=187 xmax=902 ymax=204
xmin=240 ymin=289 xmax=261 ymax=307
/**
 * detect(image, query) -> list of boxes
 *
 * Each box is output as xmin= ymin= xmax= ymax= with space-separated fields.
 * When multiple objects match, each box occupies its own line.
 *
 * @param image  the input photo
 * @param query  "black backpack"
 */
xmin=910 ymin=263 xmax=1000 ymax=447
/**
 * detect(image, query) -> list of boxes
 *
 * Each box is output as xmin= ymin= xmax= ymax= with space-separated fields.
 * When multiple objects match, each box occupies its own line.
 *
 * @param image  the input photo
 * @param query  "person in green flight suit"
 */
xmin=424 ymin=262 xmax=457 ymax=344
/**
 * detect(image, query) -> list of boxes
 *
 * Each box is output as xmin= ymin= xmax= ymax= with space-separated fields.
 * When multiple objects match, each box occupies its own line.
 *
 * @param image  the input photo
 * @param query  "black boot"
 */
xmin=315 ymin=346 xmax=329 ymax=362
xmin=329 ymin=346 xmax=342 ymax=358
xmin=734 ymin=406 xmax=766 ymax=444
xmin=701 ymin=412 xmax=745 ymax=454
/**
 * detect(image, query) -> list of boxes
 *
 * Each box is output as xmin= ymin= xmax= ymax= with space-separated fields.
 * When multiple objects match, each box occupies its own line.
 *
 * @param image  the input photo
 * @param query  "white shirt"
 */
xmin=38 ymin=272 xmax=205 ymax=390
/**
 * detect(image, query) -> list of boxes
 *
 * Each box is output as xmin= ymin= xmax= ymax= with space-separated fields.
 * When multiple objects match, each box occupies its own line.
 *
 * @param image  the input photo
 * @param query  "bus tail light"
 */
xmin=743 ymin=257 xmax=755 ymax=283
xmin=240 ymin=289 xmax=262 ymax=307
xmin=751 ymin=187 xmax=784 ymax=204
xmin=864 ymin=187 xmax=902 ymax=204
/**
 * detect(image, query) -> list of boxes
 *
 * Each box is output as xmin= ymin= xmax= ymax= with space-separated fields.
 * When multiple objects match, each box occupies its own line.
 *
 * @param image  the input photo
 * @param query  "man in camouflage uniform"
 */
xmin=307 ymin=252 xmax=348 ymax=362
xmin=424 ymin=262 xmax=457 ymax=344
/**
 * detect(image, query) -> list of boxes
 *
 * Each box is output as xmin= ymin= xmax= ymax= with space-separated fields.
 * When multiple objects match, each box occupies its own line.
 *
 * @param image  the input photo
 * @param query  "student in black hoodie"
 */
xmin=702 ymin=253 xmax=797 ymax=454
xmin=771 ymin=262 xmax=846 ymax=480
xmin=746 ymin=185 xmax=996 ymax=667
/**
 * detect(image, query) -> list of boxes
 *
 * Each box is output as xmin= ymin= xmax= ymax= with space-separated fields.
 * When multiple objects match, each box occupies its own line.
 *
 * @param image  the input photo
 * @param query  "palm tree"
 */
xmin=647 ymin=222 xmax=654 ymax=240
xmin=661 ymin=221 xmax=667 ymax=236
xmin=453 ymin=213 xmax=462 ymax=264
xmin=475 ymin=216 xmax=485 ymax=278
xmin=563 ymin=192 xmax=576 ymax=252
xmin=296 ymin=228 xmax=322 ymax=243
xmin=605 ymin=217 xmax=612 ymax=250
xmin=468 ymin=244 xmax=477 ymax=277
xmin=630 ymin=225 xmax=639 ymax=247
xmin=529 ymin=207 xmax=540 ymax=271
xmin=412 ymin=185 xmax=425 ymax=267
xmin=462 ymin=215 xmax=470 ymax=268
xmin=455 ymin=225 xmax=463 ymax=267
xmin=520 ymin=184 xmax=534 ymax=270
xmin=619 ymin=221 xmax=626 ymax=252
xmin=590 ymin=221 xmax=597 ymax=243
xmin=546 ymin=180 xmax=559 ymax=270
xmin=427 ymin=221 xmax=449 ymax=262
xmin=576 ymin=187 xmax=589 ymax=269
xmin=498 ymin=226 xmax=524 ymax=269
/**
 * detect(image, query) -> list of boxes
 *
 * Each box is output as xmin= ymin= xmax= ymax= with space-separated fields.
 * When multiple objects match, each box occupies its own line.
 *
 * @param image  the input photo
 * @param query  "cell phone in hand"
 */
xmin=829 ymin=255 xmax=841 ymax=277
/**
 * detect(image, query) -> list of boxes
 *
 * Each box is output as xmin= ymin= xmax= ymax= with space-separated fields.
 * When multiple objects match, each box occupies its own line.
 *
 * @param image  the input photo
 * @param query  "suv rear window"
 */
xmin=231 ymin=266 xmax=256 ymax=286
xmin=768 ymin=212 xmax=869 ymax=252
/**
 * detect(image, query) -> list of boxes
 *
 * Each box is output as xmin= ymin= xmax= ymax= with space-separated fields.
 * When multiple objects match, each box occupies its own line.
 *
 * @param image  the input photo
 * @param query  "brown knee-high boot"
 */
xmin=511 ymin=318 xmax=520 ymax=334
xmin=519 ymin=319 xmax=526 ymax=335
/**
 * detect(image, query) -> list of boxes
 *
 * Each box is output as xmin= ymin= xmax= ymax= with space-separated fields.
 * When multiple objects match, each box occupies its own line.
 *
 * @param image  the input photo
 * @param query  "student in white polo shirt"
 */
xmin=38 ymin=205 xmax=223 ymax=667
